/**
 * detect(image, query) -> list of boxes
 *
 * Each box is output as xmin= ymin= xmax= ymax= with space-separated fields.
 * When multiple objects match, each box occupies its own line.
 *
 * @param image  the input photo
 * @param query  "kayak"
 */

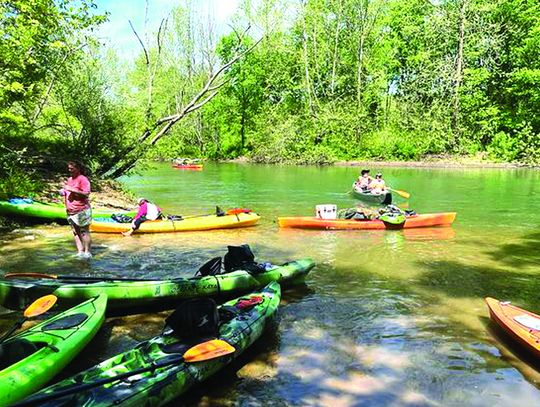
xmin=0 ymin=199 xmax=134 ymax=222
xmin=90 ymin=212 xmax=260 ymax=233
xmin=485 ymin=297 xmax=540 ymax=359
xmin=278 ymin=212 xmax=457 ymax=230
xmin=16 ymin=283 xmax=281 ymax=407
xmin=0 ymin=258 xmax=314 ymax=312
xmin=350 ymin=185 xmax=392 ymax=205
xmin=172 ymin=164 xmax=203 ymax=170
xmin=0 ymin=294 xmax=107 ymax=406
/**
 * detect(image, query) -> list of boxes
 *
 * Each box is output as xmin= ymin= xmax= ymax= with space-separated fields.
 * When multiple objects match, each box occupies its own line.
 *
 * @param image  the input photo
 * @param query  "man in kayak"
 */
xmin=369 ymin=172 xmax=387 ymax=194
xmin=354 ymin=169 xmax=372 ymax=190
xmin=122 ymin=198 xmax=163 ymax=236
xmin=61 ymin=161 xmax=92 ymax=259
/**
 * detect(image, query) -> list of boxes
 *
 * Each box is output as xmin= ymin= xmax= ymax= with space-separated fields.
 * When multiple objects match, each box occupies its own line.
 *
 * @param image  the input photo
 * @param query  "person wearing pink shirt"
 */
xmin=122 ymin=198 xmax=163 ymax=236
xmin=61 ymin=161 xmax=92 ymax=258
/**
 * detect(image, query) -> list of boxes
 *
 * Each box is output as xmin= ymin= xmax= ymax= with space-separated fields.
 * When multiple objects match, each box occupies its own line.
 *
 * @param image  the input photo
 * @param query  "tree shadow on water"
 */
xmin=486 ymin=231 xmax=540 ymax=268
xmin=413 ymin=258 xmax=540 ymax=309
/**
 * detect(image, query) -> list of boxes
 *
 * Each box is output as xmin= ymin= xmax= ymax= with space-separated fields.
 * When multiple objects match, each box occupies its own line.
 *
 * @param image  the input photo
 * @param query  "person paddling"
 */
xmin=122 ymin=198 xmax=163 ymax=236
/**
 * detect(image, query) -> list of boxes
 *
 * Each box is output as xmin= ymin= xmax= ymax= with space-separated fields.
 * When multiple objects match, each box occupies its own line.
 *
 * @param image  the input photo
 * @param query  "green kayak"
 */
xmin=0 ymin=294 xmax=107 ymax=406
xmin=0 ymin=199 xmax=133 ymax=222
xmin=0 ymin=258 xmax=314 ymax=313
xmin=15 ymin=283 xmax=281 ymax=407
xmin=350 ymin=184 xmax=392 ymax=205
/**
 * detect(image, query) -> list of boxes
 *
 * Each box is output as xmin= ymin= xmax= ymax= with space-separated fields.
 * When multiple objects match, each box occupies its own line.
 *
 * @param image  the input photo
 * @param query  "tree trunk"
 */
xmin=452 ymin=0 xmax=468 ymax=145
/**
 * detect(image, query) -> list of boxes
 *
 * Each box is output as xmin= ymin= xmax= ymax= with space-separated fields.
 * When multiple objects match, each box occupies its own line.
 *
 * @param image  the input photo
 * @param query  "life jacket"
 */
xmin=146 ymin=203 xmax=161 ymax=220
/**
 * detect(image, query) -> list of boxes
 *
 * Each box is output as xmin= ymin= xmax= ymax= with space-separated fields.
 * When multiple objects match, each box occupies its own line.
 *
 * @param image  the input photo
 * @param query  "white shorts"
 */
xmin=67 ymin=208 xmax=92 ymax=228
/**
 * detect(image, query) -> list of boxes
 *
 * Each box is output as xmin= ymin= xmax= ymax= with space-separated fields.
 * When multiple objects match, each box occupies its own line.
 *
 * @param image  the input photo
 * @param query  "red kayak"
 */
xmin=277 ymin=212 xmax=456 ymax=230
xmin=172 ymin=164 xmax=203 ymax=170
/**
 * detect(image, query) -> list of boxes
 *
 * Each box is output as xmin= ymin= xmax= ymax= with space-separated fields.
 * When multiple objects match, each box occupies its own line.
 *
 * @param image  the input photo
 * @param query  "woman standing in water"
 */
xmin=61 ymin=161 xmax=92 ymax=259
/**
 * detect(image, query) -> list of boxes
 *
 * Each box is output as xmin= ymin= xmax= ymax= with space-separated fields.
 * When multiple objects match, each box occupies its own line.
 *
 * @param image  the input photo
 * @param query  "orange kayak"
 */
xmin=277 ymin=212 xmax=456 ymax=230
xmin=485 ymin=297 xmax=540 ymax=359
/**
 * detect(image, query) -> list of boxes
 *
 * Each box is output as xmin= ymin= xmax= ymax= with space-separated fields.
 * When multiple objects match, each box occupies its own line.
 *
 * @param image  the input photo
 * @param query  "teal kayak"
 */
xmin=0 ymin=258 xmax=314 ymax=312
xmin=0 ymin=294 xmax=107 ymax=406
xmin=0 ymin=199 xmax=134 ymax=222
xmin=350 ymin=184 xmax=392 ymax=205
xmin=15 ymin=283 xmax=281 ymax=407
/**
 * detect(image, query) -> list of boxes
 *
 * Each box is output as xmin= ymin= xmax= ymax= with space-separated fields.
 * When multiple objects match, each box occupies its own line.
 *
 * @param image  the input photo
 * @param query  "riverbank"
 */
xmin=227 ymin=154 xmax=533 ymax=169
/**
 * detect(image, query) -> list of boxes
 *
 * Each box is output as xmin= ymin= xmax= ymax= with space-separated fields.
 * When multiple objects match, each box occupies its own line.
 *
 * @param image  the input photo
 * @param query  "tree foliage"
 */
xmin=2 ymin=0 xmax=540 ymax=198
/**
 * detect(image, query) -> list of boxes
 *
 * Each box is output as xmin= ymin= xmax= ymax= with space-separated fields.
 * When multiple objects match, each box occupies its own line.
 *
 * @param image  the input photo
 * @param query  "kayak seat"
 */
xmin=42 ymin=313 xmax=88 ymax=330
xmin=0 ymin=338 xmax=38 ymax=370
xmin=159 ymin=342 xmax=191 ymax=354
xmin=194 ymin=257 xmax=222 ymax=277
xmin=166 ymin=298 xmax=219 ymax=340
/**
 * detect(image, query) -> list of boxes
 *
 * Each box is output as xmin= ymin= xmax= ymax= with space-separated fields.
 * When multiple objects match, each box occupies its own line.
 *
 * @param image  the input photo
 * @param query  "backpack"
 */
xmin=223 ymin=244 xmax=266 ymax=274
xmin=165 ymin=298 xmax=219 ymax=340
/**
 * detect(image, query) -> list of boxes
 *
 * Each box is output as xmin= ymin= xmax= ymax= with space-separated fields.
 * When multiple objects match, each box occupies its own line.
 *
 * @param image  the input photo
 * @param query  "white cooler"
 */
xmin=316 ymin=204 xmax=337 ymax=220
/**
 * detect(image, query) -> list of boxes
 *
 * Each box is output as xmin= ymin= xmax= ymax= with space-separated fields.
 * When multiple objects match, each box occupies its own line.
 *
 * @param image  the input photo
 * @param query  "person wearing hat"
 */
xmin=369 ymin=172 xmax=387 ymax=194
xmin=122 ymin=198 xmax=163 ymax=236
xmin=355 ymin=169 xmax=372 ymax=191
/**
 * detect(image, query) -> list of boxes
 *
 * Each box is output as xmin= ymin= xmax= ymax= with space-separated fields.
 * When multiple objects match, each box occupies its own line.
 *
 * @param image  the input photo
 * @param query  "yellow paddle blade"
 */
xmin=183 ymin=339 xmax=235 ymax=363
xmin=24 ymin=295 xmax=57 ymax=317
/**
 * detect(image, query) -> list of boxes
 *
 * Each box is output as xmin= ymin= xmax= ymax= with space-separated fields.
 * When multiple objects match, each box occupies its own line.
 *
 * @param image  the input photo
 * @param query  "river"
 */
xmin=1 ymin=162 xmax=540 ymax=406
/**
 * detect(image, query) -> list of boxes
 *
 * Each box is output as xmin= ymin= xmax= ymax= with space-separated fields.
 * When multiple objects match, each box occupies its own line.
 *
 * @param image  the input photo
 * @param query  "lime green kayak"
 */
xmin=15 ymin=284 xmax=280 ymax=406
xmin=0 ymin=294 xmax=107 ymax=406
xmin=0 ymin=199 xmax=133 ymax=222
xmin=0 ymin=259 xmax=314 ymax=312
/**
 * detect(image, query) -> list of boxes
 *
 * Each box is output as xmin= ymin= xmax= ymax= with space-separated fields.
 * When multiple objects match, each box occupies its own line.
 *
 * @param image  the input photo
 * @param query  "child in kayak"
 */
xmin=354 ymin=169 xmax=372 ymax=191
xmin=122 ymin=198 xmax=163 ymax=236
xmin=369 ymin=172 xmax=387 ymax=194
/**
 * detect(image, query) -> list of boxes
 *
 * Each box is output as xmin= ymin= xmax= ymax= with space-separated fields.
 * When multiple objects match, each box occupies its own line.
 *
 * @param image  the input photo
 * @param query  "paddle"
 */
xmin=11 ymin=339 xmax=235 ymax=407
xmin=388 ymin=188 xmax=410 ymax=199
xmin=4 ymin=272 xmax=161 ymax=282
xmin=0 ymin=295 xmax=57 ymax=344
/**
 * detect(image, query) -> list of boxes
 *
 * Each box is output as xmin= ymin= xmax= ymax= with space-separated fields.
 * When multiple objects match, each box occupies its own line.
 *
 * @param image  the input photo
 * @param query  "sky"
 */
xmin=92 ymin=0 xmax=241 ymax=61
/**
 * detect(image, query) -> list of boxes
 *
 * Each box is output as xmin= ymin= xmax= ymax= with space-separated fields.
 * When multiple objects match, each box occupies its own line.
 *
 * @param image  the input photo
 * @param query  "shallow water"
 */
xmin=1 ymin=163 xmax=540 ymax=406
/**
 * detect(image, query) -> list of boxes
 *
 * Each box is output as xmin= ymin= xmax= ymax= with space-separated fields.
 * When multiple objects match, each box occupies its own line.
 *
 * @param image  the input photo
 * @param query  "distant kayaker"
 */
xmin=122 ymin=198 xmax=163 ymax=236
xmin=355 ymin=169 xmax=372 ymax=190
xmin=369 ymin=172 xmax=387 ymax=194
xmin=61 ymin=161 xmax=92 ymax=259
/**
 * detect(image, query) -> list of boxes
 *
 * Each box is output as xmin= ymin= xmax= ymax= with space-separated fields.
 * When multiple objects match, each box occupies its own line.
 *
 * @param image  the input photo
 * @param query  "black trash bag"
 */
xmin=195 ymin=257 xmax=222 ymax=277
xmin=111 ymin=214 xmax=133 ymax=223
xmin=223 ymin=244 xmax=266 ymax=274
xmin=165 ymin=298 xmax=219 ymax=340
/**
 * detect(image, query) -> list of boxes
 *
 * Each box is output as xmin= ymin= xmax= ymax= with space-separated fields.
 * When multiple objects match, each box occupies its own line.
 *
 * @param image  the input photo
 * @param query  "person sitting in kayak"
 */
xmin=354 ymin=169 xmax=372 ymax=191
xmin=369 ymin=172 xmax=387 ymax=194
xmin=122 ymin=198 xmax=163 ymax=236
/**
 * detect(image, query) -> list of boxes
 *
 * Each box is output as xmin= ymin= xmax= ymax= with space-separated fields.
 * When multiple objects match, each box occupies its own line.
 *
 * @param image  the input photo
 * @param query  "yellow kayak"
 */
xmin=90 ymin=212 xmax=260 ymax=233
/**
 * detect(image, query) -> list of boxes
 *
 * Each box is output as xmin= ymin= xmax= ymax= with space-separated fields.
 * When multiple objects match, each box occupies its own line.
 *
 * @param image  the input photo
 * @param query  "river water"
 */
xmin=1 ymin=162 xmax=540 ymax=406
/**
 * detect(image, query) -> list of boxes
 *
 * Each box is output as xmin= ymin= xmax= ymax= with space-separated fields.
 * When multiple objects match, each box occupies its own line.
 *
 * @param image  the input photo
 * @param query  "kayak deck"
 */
xmin=277 ymin=212 xmax=456 ymax=230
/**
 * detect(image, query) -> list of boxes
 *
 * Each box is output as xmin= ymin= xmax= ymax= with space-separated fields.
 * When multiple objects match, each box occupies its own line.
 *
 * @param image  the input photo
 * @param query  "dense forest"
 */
xmin=1 ymin=0 xmax=539 ymax=197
